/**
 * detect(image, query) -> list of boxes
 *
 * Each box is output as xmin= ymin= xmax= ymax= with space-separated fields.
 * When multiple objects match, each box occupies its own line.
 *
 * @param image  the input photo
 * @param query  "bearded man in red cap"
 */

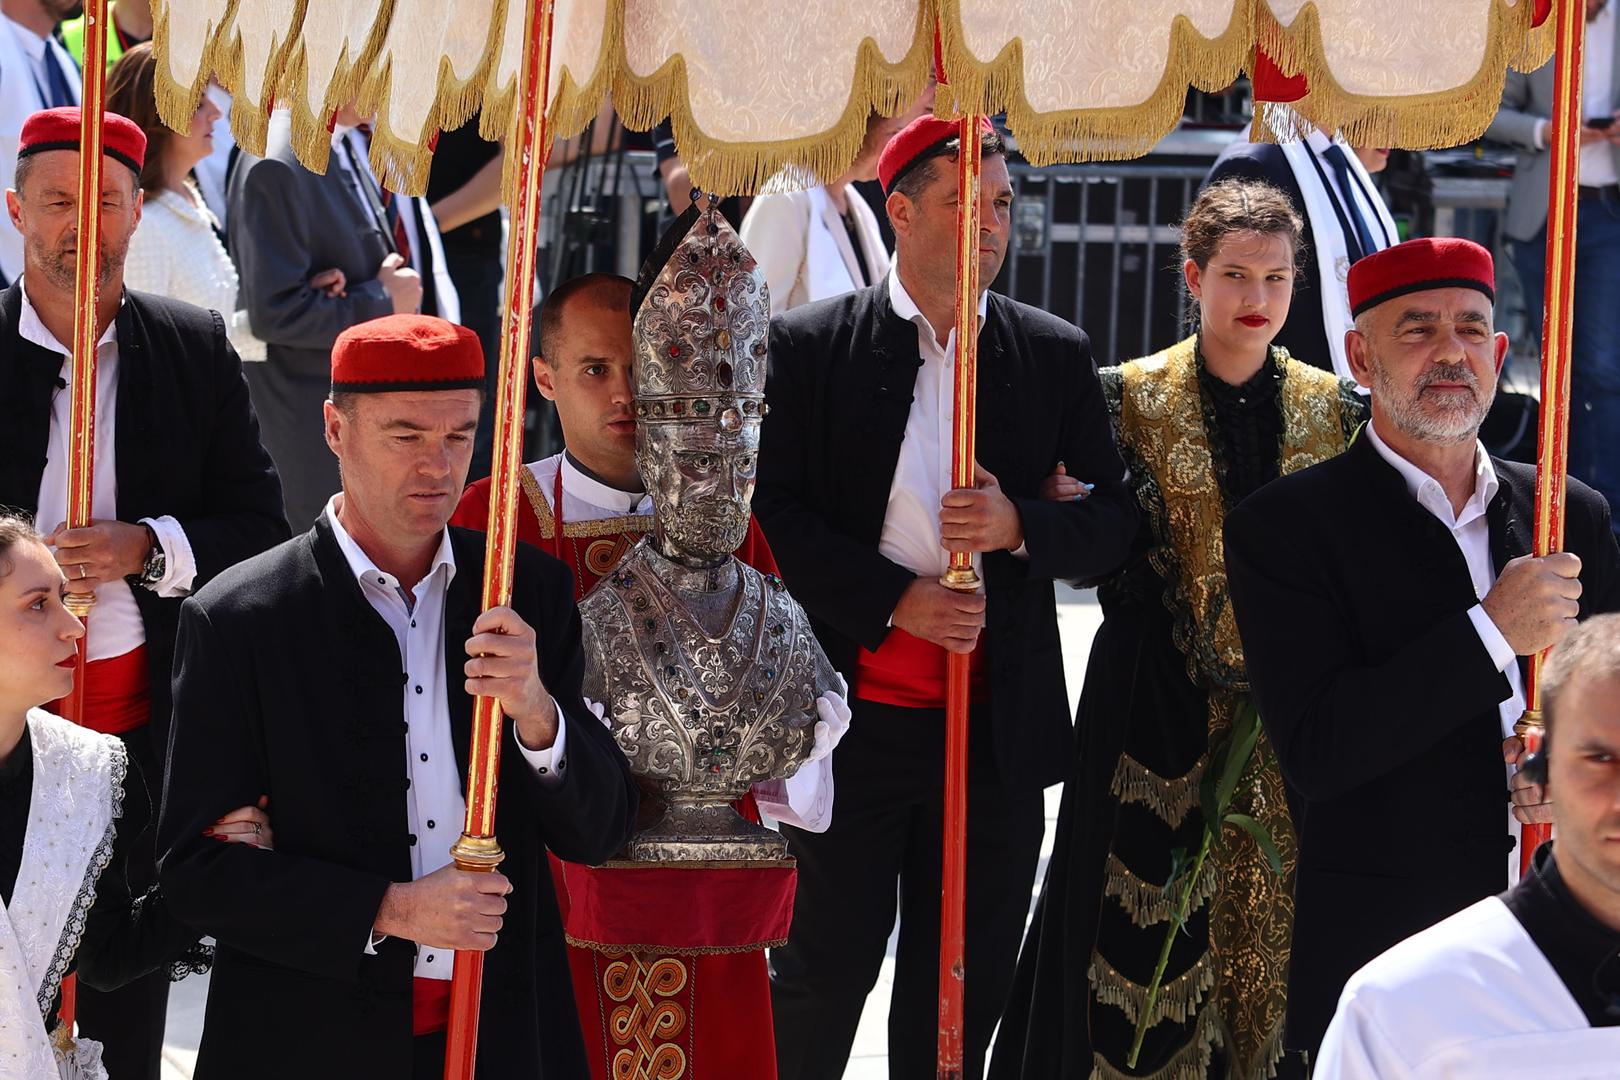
xmin=157 ymin=314 xmax=639 ymax=1079
xmin=1224 ymin=236 xmax=1620 ymax=1063
xmin=0 ymin=105 xmax=288 ymax=1079
xmin=756 ymin=114 xmax=1138 ymax=1078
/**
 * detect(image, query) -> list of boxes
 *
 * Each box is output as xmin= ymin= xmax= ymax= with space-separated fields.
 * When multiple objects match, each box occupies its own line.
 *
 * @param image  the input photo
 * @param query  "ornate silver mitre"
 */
xmin=578 ymin=199 xmax=838 ymax=864
xmin=629 ymin=198 xmax=769 ymax=434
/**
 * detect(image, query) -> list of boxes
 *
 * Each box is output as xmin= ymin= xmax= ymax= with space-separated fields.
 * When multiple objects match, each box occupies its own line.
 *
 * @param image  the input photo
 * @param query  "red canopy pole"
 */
xmin=936 ymin=107 xmax=982 ymax=1080
xmin=55 ymin=0 xmax=110 ymax=1038
xmin=442 ymin=1 xmax=556 ymax=1075
xmin=1517 ymin=0 xmax=1584 ymax=875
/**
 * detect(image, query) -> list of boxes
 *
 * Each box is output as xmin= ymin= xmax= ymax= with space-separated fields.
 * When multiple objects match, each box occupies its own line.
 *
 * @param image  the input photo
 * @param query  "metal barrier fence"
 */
xmin=999 ymin=162 xmax=1208 ymax=367
xmin=997 ymin=159 xmax=1531 ymax=372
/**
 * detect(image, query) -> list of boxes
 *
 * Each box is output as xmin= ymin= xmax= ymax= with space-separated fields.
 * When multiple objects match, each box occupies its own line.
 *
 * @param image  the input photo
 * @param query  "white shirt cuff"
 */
xmin=1467 ymin=603 xmax=1517 ymax=673
xmin=364 ymin=929 xmax=386 ymax=954
xmin=1010 ymin=541 xmax=1030 ymax=560
xmin=515 ymin=698 xmax=568 ymax=786
xmin=140 ymin=515 xmax=198 ymax=596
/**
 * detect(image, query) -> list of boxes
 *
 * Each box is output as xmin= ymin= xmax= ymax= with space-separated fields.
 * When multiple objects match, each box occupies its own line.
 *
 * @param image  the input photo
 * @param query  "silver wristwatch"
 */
xmin=139 ymin=524 xmax=166 ymax=586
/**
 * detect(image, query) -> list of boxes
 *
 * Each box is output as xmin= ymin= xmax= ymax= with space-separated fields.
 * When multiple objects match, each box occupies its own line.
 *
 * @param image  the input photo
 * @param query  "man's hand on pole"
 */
xmin=375 ymin=865 xmax=512 ymax=951
xmin=1504 ymin=735 xmax=1555 ymax=825
xmin=464 ymin=605 xmax=558 ymax=751
xmin=891 ymin=579 xmax=985 ymax=654
xmin=47 ymin=518 xmax=151 ymax=593
xmin=939 ymin=462 xmax=1024 ymax=554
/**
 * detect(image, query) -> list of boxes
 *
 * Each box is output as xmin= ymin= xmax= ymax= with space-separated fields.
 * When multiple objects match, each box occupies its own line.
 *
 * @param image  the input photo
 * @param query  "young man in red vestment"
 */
xmin=452 ymin=271 xmax=843 ymax=1078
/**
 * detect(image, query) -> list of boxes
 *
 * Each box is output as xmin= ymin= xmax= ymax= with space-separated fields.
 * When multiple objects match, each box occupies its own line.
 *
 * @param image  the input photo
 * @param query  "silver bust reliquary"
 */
xmin=579 ymin=197 xmax=839 ymax=865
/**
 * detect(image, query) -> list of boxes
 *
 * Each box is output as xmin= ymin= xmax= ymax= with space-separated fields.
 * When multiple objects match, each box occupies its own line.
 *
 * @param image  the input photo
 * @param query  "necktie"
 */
xmin=356 ymin=126 xmax=413 ymax=265
xmin=41 ymin=43 xmax=77 ymax=108
xmin=1321 ymin=144 xmax=1379 ymax=263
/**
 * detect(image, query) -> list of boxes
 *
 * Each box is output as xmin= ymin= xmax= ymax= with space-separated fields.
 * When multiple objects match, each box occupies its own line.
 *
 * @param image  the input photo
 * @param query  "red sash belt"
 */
xmin=854 ymin=628 xmax=987 ymax=709
xmin=54 ymin=645 xmax=150 ymax=735
xmin=413 ymin=977 xmax=452 ymax=1036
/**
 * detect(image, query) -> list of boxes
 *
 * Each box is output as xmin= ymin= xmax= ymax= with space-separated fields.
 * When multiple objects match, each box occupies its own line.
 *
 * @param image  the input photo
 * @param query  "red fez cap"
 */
xmin=19 ymin=107 xmax=146 ymax=174
xmin=1347 ymin=237 xmax=1495 ymax=318
xmin=330 ymin=315 xmax=485 ymax=393
xmin=879 ymin=114 xmax=997 ymax=194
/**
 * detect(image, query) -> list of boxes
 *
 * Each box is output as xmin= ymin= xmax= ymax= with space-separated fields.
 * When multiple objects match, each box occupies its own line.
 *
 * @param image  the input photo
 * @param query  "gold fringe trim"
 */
xmin=1254 ymin=0 xmax=1556 ymax=152
xmin=1217 ymin=1011 xmax=1287 ymax=1080
xmin=1109 ymin=752 xmax=1205 ymax=830
xmin=519 ymin=464 xmax=652 ymax=541
xmin=1092 ymin=1003 xmax=1222 ymax=1080
xmin=1089 ymin=951 xmax=1213 ymax=1029
xmin=933 ymin=0 xmax=1254 ymax=165
xmin=608 ymin=8 xmax=934 ymax=198
xmin=154 ymin=0 xmax=1560 ymax=196
xmin=566 ymin=933 xmax=784 ymax=956
xmin=1103 ymin=852 xmax=1216 ymax=930
xmin=151 ymin=0 xmax=310 ymax=159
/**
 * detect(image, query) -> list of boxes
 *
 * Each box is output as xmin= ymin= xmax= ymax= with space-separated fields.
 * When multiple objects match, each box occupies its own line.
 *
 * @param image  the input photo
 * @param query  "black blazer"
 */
xmin=755 ymin=285 xmax=1137 ymax=789
xmin=1206 ymin=142 xmax=1337 ymax=374
xmin=157 ymin=518 xmax=638 ymax=1079
xmin=0 ymin=284 xmax=289 ymax=747
xmin=1223 ymin=433 xmax=1620 ymax=1055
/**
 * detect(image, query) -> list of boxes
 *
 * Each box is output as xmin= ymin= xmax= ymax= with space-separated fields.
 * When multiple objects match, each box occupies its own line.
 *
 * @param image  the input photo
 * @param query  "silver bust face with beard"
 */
xmin=638 ymin=420 xmax=758 ymax=566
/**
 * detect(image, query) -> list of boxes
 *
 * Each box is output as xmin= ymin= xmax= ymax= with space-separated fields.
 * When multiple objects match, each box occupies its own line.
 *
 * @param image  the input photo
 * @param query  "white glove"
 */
xmin=806 ymin=676 xmax=852 ymax=765
xmin=582 ymin=697 xmax=611 ymax=728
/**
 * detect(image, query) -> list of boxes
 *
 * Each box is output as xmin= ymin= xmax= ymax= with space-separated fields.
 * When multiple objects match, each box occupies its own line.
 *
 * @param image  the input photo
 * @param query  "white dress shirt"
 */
xmin=883 ymin=265 xmax=992 ymax=583
xmin=21 ymin=282 xmax=197 ymax=661
xmin=1364 ymin=423 xmax=1529 ymax=883
xmin=528 ymin=452 xmax=653 ymax=522
xmin=0 ymin=16 xmax=82 ymax=283
xmin=325 ymin=497 xmax=567 ymax=976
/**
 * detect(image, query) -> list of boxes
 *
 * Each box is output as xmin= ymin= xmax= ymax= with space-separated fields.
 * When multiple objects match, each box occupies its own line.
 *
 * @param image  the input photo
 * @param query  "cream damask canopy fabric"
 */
xmin=150 ymin=0 xmax=1554 ymax=194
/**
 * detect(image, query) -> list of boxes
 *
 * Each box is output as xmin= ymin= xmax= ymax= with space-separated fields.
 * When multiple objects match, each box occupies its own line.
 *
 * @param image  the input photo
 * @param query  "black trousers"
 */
xmin=77 ymin=724 xmax=170 ymax=1080
xmin=413 ymin=1031 xmax=448 ymax=1080
xmin=770 ymin=700 xmax=1045 ymax=1080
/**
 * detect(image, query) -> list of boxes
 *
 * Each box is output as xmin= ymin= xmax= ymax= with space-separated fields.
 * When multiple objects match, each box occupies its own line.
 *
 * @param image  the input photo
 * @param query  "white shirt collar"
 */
xmin=1364 ymin=420 xmax=1499 ymax=526
xmin=5 ymin=15 xmax=46 ymax=61
xmin=887 ymin=260 xmax=988 ymax=346
xmin=560 ymin=454 xmax=648 ymax=514
xmin=324 ymin=494 xmax=457 ymax=593
xmin=17 ymin=278 xmax=120 ymax=356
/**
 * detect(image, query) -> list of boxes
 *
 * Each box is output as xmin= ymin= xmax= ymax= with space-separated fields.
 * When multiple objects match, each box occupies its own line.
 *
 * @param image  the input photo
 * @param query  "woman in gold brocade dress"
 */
xmin=991 ymin=179 xmax=1368 ymax=1080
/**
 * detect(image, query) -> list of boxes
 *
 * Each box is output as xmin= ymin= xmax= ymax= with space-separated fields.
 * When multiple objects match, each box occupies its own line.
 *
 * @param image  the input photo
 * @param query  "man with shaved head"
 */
xmin=1225 ymin=237 xmax=1620 ymax=1065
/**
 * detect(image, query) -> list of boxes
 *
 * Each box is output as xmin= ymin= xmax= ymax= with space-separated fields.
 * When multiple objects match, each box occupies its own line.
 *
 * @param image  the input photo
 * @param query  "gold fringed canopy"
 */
xmin=150 ymin=0 xmax=1555 ymax=196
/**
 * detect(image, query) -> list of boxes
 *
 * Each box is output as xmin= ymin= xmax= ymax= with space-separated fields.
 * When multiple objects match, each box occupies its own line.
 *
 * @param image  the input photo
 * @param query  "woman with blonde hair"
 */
xmin=993 ymin=179 xmax=1367 ymax=1080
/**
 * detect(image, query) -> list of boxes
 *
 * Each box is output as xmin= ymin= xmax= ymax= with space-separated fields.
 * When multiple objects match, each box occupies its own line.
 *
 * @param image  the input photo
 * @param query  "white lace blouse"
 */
xmin=123 ymin=182 xmax=265 ymax=361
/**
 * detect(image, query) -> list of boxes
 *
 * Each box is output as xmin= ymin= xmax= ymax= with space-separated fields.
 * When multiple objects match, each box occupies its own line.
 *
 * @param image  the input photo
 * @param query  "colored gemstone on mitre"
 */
xmin=717 ymin=360 xmax=733 ymax=387
xmin=716 ymin=329 xmax=732 ymax=351
xmin=714 ymin=296 xmax=727 ymax=312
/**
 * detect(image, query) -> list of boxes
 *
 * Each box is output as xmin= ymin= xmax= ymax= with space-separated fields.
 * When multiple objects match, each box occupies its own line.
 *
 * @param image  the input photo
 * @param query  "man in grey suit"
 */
xmin=229 ymin=103 xmax=423 ymax=530
xmin=1488 ymin=0 xmax=1620 ymax=540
